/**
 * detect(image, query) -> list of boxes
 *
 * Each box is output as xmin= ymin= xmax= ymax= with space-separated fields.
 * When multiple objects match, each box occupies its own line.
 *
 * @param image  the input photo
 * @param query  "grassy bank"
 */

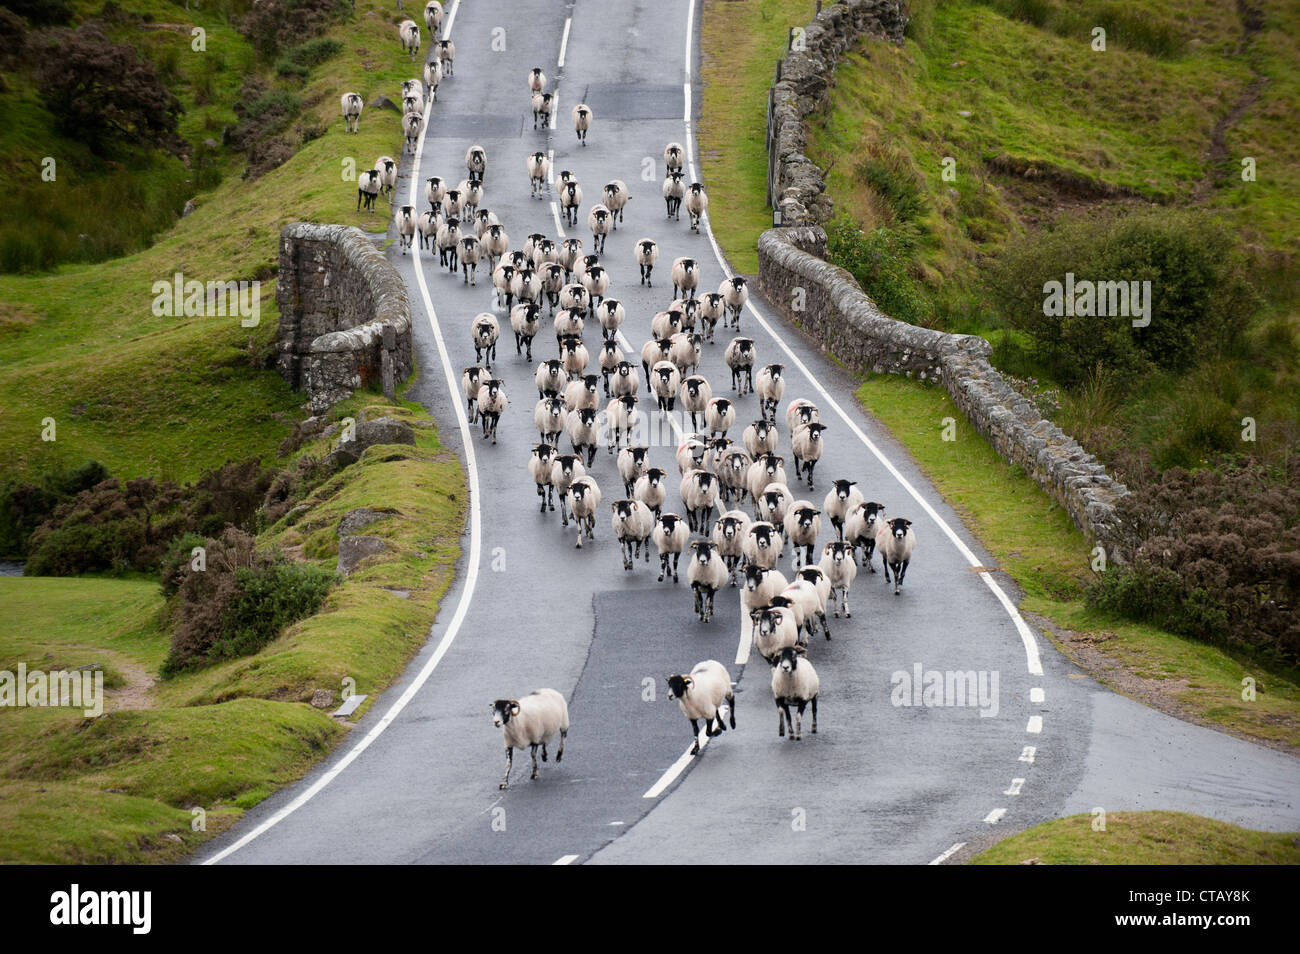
xmin=970 ymin=811 xmax=1300 ymax=865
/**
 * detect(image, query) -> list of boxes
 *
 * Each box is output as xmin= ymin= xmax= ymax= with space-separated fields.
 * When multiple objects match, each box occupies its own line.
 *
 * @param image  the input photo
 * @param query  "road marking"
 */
xmin=928 ymin=842 xmax=965 ymax=865
xmin=1030 ymin=687 xmax=1044 ymax=703
xmin=547 ymin=147 xmax=555 ymax=185
xmin=550 ymin=93 xmax=559 ymax=130
xmin=1027 ymin=715 xmax=1043 ymax=734
xmin=558 ymin=16 xmax=572 ymax=68
xmin=676 ymin=0 xmax=1042 ymax=680
xmin=443 ymin=0 xmax=459 ymax=40
xmin=1019 ymin=745 xmax=1037 ymax=763
xmin=204 ymin=4 xmax=482 ymax=865
xmin=984 ymin=808 xmax=1007 ymax=825
xmin=551 ymin=200 xmax=566 ymax=237
xmin=1004 ymin=778 xmax=1025 ymax=796
xmin=643 ymin=730 xmax=709 ymax=798
xmin=553 ymin=854 xmax=579 ymax=865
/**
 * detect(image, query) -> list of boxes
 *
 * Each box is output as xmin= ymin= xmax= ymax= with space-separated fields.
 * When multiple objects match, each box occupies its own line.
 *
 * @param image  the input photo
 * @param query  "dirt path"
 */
xmin=1192 ymin=0 xmax=1268 ymax=202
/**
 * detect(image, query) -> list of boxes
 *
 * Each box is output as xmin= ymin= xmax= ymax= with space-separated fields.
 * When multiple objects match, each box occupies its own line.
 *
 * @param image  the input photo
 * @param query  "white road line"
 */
xmin=677 ymin=0 xmax=1042 ymax=680
xmin=551 ymin=200 xmax=567 ymax=237
xmin=553 ymin=853 xmax=579 ymax=865
xmin=1026 ymin=715 xmax=1043 ymax=734
xmin=984 ymin=808 xmax=1007 ymax=825
xmin=735 ymin=613 xmax=751 ymax=665
xmin=928 ymin=842 xmax=965 ymax=865
xmin=557 ymin=16 xmax=572 ymax=67
xmin=1030 ymin=687 xmax=1044 ymax=702
xmin=643 ymin=730 xmax=709 ymax=798
xmin=204 ymin=5 xmax=481 ymax=865
xmin=442 ymin=0 xmax=459 ymax=40
xmin=1004 ymin=778 xmax=1025 ymax=796
xmin=1019 ymin=745 xmax=1037 ymax=763
xmin=550 ymin=93 xmax=559 ymax=130
xmin=547 ymin=148 xmax=555 ymax=185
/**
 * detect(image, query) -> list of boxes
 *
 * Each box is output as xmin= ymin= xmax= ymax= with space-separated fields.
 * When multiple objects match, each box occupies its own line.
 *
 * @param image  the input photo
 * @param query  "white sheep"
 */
xmin=560 ymin=336 xmax=590 ymax=385
xmin=755 ymin=363 xmax=785 ymax=422
xmin=616 ymin=444 xmax=651 ymax=496
xmin=556 ymin=237 xmax=583 ymax=279
xmin=684 ymin=182 xmax=708 ymax=233
xmin=539 ymin=262 xmax=566 ymax=314
xmin=785 ymin=397 xmax=820 ymax=434
xmin=417 ymin=210 xmax=438 ymax=252
xmin=650 ymin=360 xmax=682 ymax=414
xmin=823 ymin=479 xmax=864 ymax=542
xmin=743 ymin=418 xmax=779 ymax=458
xmin=756 ymin=481 xmax=792 ymax=531
xmin=473 ymin=208 xmax=500 ymax=238
xmin=819 ymin=541 xmax=859 ymax=617
xmin=663 ymin=170 xmax=685 ymax=220
xmin=697 ymin=292 xmax=726 ymax=343
xmin=680 ymin=468 xmax=720 ymax=535
xmin=441 ymin=187 xmax=465 ymax=221
xmin=680 ymin=375 xmax=712 ymax=432
xmin=559 ymin=180 xmax=583 ymax=227
xmin=423 ymin=57 xmax=443 ymax=102
xmin=641 ymin=337 xmax=673 ymax=389
xmin=670 ymin=332 xmax=703 ymax=377
xmin=375 ymin=156 xmax=398 ymax=200
xmin=876 ymin=517 xmax=916 ymax=594
xmin=605 ymin=394 xmax=640 ymax=454
xmin=598 ymin=340 xmax=623 ymax=396
xmin=750 ymin=604 xmax=799 ymax=662
xmin=482 ymin=223 xmax=510 ymax=271
xmin=724 ymin=336 xmax=756 ymax=395
xmin=491 ymin=689 xmax=569 ymax=789
xmin=439 ymin=38 xmax=455 ymax=76
xmin=777 ymin=576 xmax=828 ymax=642
xmin=664 ymin=141 xmax=685 ymax=173
xmin=651 ymin=308 xmax=684 ymax=341
xmin=569 ymin=475 xmax=601 ymax=548
xmin=512 ymin=266 xmax=542 ymax=307
xmin=459 ymin=234 xmax=483 ymax=285
xmin=845 ymin=501 xmax=886 ymax=569
xmin=534 ymin=396 xmax=566 ymax=447
xmin=563 ymin=373 xmax=599 ymax=414
xmin=666 ymin=660 xmax=734 ymax=755
xmin=531 ymin=91 xmax=555 ymax=130
xmin=611 ymin=498 xmax=654 ymax=570
xmin=783 ymin=500 xmax=822 ymax=569
xmin=527 ymin=66 xmax=547 ymax=93
xmin=671 ymin=257 xmax=700 ymax=300
xmin=687 ymin=541 xmax=729 ymax=622
xmin=634 ymin=467 xmax=669 ymax=517
xmin=403 ymin=111 xmax=423 ymax=154
xmin=457 ymin=178 xmax=484 ymax=210
xmin=652 ymin=513 xmax=690 ymax=582
xmin=461 ymin=365 xmax=486 ymax=424
xmin=565 ymin=405 xmax=599 ymax=466
xmin=717 ymin=448 xmax=752 ymax=506
xmin=341 ymin=92 xmax=363 ymax=133
xmin=742 ymin=521 xmax=782 ymax=571
xmin=742 ymin=563 xmax=789 ymax=613
xmin=550 ymin=453 xmax=587 ymax=527
xmin=602 ymin=179 xmax=630 ymax=228
xmin=712 ymin=510 xmax=751 ymax=584
xmin=394 ymin=204 xmax=417 ymax=254
xmin=425 ymin=175 xmax=446 ymax=214
xmin=745 ymin=453 xmax=787 ymax=508
xmin=635 ymin=238 xmax=659 ymax=287
xmin=435 ymin=217 xmax=461 ymax=272
xmin=571 ymin=103 xmax=593 ymax=145
xmin=475 ymin=377 xmax=508 ymax=444
xmin=791 ymin=422 xmax=829 ymax=490
xmin=528 ymin=442 xmax=557 ymax=513
xmin=535 ymin=358 xmax=566 ymax=398
xmin=610 ymin=359 xmax=640 ymax=399
xmin=705 ymin=397 xmax=736 ymax=439
xmin=587 ymin=205 xmax=612 ymax=254
xmin=595 ymin=298 xmax=625 ymax=342
xmin=527 ymin=150 xmax=550 ymax=198
xmin=465 ymin=144 xmax=487 ymax=184
xmin=581 ymin=263 xmax=610 ymax=311
xmin=719 ymin=276 xmax=749 ymax=329
xmin=769 ymin=646 xmax=819 ymax=740
xmin=356 ymin=168 xmax=381 ymax=213
xmin=554 ymin=308 xmax=585 ymax=350
xmin=399 ymin=19 xmax=421 ymax=60
xmin=424 ymin=0 xmax=444 ymax=34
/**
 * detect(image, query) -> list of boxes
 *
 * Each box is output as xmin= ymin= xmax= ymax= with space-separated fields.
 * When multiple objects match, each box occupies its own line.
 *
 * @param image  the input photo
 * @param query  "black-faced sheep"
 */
xmin=341 ymin=92 xmax=363 ymax=133
xmin=770 ymin=646 xmax=818 ymax=740
xmin=687 ymin=541 xmax=729 ymax=622
xmin=666 ymin=660 xmax=734 ymax=754
xmin=491 ymin=689 xmax=568 ymax=789
xmin=876 ymin=517 xmax=915 ymax=594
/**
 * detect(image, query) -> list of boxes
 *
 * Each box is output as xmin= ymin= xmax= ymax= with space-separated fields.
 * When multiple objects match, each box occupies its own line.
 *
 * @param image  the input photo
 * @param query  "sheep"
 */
xmin=436 ymin=217 xmax=461 ymax=271
xmin=527 ymin=150 xmax=550 ymax=198
xmin=491 ymin=689 xmax=569 ymax=789
xmin=634 ymin=466 xmax=669 ymax=517
xmin=587 ymin=205 xmax=612 ymax=254
xmin=424 ymin=0 xmax=444 ymax=34
xmin=522 ymin=232 xmax=547 ymax=261
xmin=677 ymin=297 xmax=702 ymax=334
xmin=680 ymin=469 xmax=719 ymax=534
xmin=616 ymin=444 xmax=651 ymax=496
xmin=705 ymin=397 xmax=736 ymax=439
xmin=550 ymin=453 xmax=586 ymax=526
xmin=742 ymin=521 xmax=782 ymax=571
xmin=531 ymin=91 xmax=555 ymax=130
xmin=399 ymin=19 xmax=420 ymax=60
xmin=687 ymin=541 xmax=729 ymax=622
xmin=457 ymin=178 xmax=484 ymax=211
xmin=750 ymin=604 xmax=799 ymax=662
xmin=425 ymin=175 xmax=446 ymax=214
xmin=742 ymin=563 xmax=790 ymax=613
xmin=664 ymin=141 xmax=685 ymax=173
xmin=611 ymin=498 xmax=654 ymax=570
xmin=743 ymin=418 xmax=779 ymax=458
xmin=563 ymin=373 xmax=600 ymax=415
xmin=610 ymin=360 xmax=640 ymax=400
xmin=560 ymin=337 xmax=590 ymax=386
xmin=538 ymin=262 xmax=566 ymax=314
xmin=876 ymin=517 xmax=915 ymax=595
xmin=566 ymin=406 xmax=600 ymax=466
xmin=675 ymin=436 xmax=707 ymax=476
xmin=602 ymin=179 xmax=630 ymax=228
xmin=341 ymin=92 xmax=363 ymax=133
xmin=527 ymin=442 xmax=557 ymax=512
xmin=559 ymin=180 xmax=584 ymax=227
xmin=402 ymin=89 xmax=424 ymax=116
xmin=482 ymin=223 xmax=510 ymax=271
xmin=356 ymin=169 xmax=381 ymax=213
xmin=533 ymin=396 xmax=566 ymax=448
xmin=755 ymin=363 xmax=785 ymax=423
xmin=597 ymin=339 xmax=624 ymax=396
xmin=606 ymin=394 xmax=640 ymax=454
xmin=666 ymin=660 xmax=734 ymax=755
xmin=670 ymin=332 xmax=703 ymax=377
xmin=791 ymin=422 xmax=829 ymax=490
xmin=415 ymin=210 xmax=439 ymax=253
xmin=555 ymin=237 xmax=582 ymax=281
xmin=512 ymin=266 xmax=541 ymax=306
xmin=679 ymin=375 xmax=713 ymax=432
xmin=823 ymin=479 xmax=863 ymax=542
xmin=569 ymin=475 xmax=601 ymax=547
xmin=770 ymin=646 xmax=819 ymax=740
xmin=459 ymin=235 xmax=483 ymax=285
xmin=534 ymin=358 xmax=566 ymax=399
xmin=785 ymin=398 xmax=820 ymax=434
xmin=819 ymin=541 xmax=859 ymax=617
xmin=465 ymin=144 xmax=487 ymax=184
xmin=595 ymin=298 xmax=625 ymax=343
xmin=527 ymin=66 xmax=546 ymax=93
xmin=792 ymin=565 xmax=832 ymax=637
xmin=553 ymin=308 xmax=585 ymax=350
xmin=442 ymin=188 xmax=465 ymax=221
xmin=493 ymin=263 xmax=518 ymax=311
xmin=695 ymin=292 xmax=725 ymax=343
xmin=461 ymin=366 xmax=486 ymax=424
xmin=574 ymin=254 xmax=601 ymax=283
xmin=438 ymin=38 xmax=455 ymax=76
xmin=375 ymin=156 xmax=398 ymax=200
xmin=423 ymin=58 xmax=442 ymax=102
xmin=783 ymin=501 xmax=822 ymax=569
xmin=403 ymin=111 xmax=422 ymax=154
xmin=653 ymin=513 xmax=690 ymax=582
xmin=473 ymin=208 xmax=500 ymax=238
xmin=716 ymin=448 xmax=752 ymax=505
xmin=651 ymin=308 xmax=684 ymax=341
xmin=711 ymin=510 xmax=751 ymax=584
xmin=475 ymin=378 xmax=508 ymax=444
xmin=634 ymin=238 xmax=660 ymax=287
xmin=684 ymin=182 xmax=709 ymax=233
xmin=650 ymin=361 xmax=682 ymax=414
xmin=756 ymin=482 xmax=792 ymax=531
xmin=571 ymin=103 xmax=593 ymax=145
xmin=394 ymin=204 xmax=417 ymax=254
xmin=671 ymin=257 xmax=700 ymax=300
xmin=777 ymin=577 xmax=828 ymax=643
xmin=719 ymin=276 xmax=749 ymax=329
xmin=746 ymin=453 xmax=787 ymax=509
xmin=724 ymin=337 xmax=756 ymax=395
xmin=581 ymin=263 xmax=610 ymax=312
xmin=663 ymin=170 xmax=686 ymax=220
xmin=844 ymin=501 xmax=886 ymax=569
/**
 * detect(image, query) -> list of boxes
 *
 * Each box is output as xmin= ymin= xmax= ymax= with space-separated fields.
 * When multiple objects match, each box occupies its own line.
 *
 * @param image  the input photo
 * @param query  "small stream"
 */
xmin=0 ymin=561 xmax=25 ymax=577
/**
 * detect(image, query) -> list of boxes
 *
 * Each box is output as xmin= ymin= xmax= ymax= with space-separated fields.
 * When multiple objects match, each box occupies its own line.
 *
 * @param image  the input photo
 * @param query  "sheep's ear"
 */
xmin=683 ymin=677 xmax=694 ymax=688
xmin=510 ymin=702 xmax=521 ymax=716
xmin=905 ymin=519 xmax=912 ymax=527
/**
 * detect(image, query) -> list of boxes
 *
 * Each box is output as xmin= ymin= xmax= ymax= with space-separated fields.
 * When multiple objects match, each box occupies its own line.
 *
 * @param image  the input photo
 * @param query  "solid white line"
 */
xmin=643 ymin=730 xmax=708 ymax=798
xmin=553 ymin=853 xmax=579 ymax=865
xmin=551 ymin=200 xmax=567 ymax=238
xmin=928 ymin=842 xmax=965 ymax=865
xmin=443 ymin=0 xmax=459 ymax=40
xmin=677 ymin=0 xmax=1042 ymax=679
xmin=1026 ymin=715 xmax=1043 ymax=734
xmin=984 ymin=808 xmax=1007 ymax=825
xmin=1030 ymin=687 xmax=1044 ymax=703
xmin=557 ymin=17 xmax=572 ymax=68
xmin=204 ymin=4 xmax=480 ymax=865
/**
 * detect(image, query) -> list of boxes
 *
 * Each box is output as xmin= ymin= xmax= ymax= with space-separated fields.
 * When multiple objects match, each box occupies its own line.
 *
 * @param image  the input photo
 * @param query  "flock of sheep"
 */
xmin=343 ymin=3 xmax=918 ymax=790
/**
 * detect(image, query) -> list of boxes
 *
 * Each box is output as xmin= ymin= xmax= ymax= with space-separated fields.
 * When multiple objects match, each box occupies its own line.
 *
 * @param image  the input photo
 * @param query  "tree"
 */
xmin=34 ymin=24 xmax=183 ymax=155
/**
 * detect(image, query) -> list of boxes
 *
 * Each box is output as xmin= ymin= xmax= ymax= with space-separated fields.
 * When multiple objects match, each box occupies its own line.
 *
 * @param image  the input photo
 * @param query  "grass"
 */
xmin=970 ymin=811 xmax=1300 ymax=864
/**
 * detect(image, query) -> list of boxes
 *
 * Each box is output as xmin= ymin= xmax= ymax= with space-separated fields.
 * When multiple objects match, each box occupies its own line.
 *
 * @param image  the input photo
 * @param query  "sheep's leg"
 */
xmin=671 ymin=552 xmax=680 ymax=582
xmin=844 ymin=589 xmax=852 ymax=618
xmin=689 ymin=719 xmax=701 ymax=755
xmin=821 ymin=612 xmax=831 ymax=640
xmin=541 ymin=742 xmax=549 ymax=762
xmin=530 ymin=743 xmax=540 ymax=780
xmin=794 ymin=701 xmax=806 ymax=741
xmin=777 ymin=702 xmax=786 ymax=737
xmin=810 ymin=697 xmax=818 ymax=734
xmin=658 ymin=552 xmax=668 ymax=582
xmin=500 ymin=747 xmax=513 ymax=790
xmin=555 ymin=729 xmax=566 ymax=762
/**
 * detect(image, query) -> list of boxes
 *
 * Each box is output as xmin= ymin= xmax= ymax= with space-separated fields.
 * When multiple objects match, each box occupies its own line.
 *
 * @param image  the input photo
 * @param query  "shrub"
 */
xmin=275 ymin=36 xmax=342 ymax=76
xmin=159 ymin=531 xmax=208 ymax=597
xmin=826 ymin=218 xmax=933 ymax=326
xmin=213 ymin=563 xmax=335 ymax=660
xmin=0 ymin=459 xmax=109 ymax=557
xmin=238 ymin=0 xmax=349 ymax=57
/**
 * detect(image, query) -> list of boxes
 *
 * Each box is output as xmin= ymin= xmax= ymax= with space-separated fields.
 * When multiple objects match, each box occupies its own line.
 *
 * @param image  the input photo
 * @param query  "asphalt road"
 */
xmin=197 ymin=0 xmax=1299 ymax=865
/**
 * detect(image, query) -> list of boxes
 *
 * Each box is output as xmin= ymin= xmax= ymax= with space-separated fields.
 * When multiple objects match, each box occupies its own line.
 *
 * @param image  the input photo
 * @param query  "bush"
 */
xmin=0 ymin=459 xmax=109 ymax=557
xmin=0 ymin=0 xmax=73 ymax=26
xmin=238 ymin=0 xmax=348 ymax=57
xmin=213 ymin=563 xmax=335 ymax=660
xmin=159 ymin=531 xmax=208 ymax=597
xmin=275 ymin=36 xmax=341 ymax=76
xmin=986 ymin=211 xmax=1262 ymax=387
xmin=826 ymin=218 xmax=933 ymax=326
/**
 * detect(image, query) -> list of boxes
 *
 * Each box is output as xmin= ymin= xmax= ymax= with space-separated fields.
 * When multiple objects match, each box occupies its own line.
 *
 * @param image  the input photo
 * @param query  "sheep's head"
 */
xmin=774 ymin=645 xmax=806 ymax=673
xmin=666 ymin=674 xmax=692 ymax=699
xmin=491 ymin=699 xmax=520 ymax=727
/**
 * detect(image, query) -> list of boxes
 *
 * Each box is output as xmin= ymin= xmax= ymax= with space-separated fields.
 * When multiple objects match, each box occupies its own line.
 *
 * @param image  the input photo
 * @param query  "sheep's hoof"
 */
xmin=690 ymin=742 xmax=700 ymax=755
xmin=531 ymin=772 xmax=539 ymax=780
xmin=657 ymin=573 xmax=665 ymax=582
xmin=499 ymin=782 xmax=508 ymax=790
xmin=846 ymin=610 xmax=852 ymax=617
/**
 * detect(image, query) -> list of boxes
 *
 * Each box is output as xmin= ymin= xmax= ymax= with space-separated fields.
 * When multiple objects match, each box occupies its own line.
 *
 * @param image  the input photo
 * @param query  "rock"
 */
xmin=310 ymin=689 xmax=335 ymax=709
xmin=369 ymin=94 xmax=401 ymax=112
xmin=338 ymin=535 xmax=387 ymax=574
xmin=182 ymin=199 xmax=197 ymax=217
xmin=203 ymin=138 xmax=220 ymax=149
xmin=321 ymin=445 xmax=360 ymax=473
xmin=340 ymin=416 xmax=416 ymax=454
xmin=338 ymin=507 xmax=385 ymax=536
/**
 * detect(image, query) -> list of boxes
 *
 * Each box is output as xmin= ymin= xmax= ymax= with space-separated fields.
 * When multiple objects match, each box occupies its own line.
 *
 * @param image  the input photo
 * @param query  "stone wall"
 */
xmin=276 ymin=223 xmax=413 ymax=413
xmin=768 ymin=0 xmax=909 ymax=226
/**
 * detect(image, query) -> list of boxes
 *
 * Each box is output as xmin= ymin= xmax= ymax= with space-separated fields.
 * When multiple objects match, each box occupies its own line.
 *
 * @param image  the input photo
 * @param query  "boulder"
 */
xmin=338 ymin=507 xmax=385 ymax=536
xmin=338 ymin=535 xmax=388 ymax=574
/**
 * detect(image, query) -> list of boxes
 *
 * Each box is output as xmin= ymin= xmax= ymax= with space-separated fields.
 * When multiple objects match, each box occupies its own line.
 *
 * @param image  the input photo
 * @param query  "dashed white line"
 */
xmin=1003 ymin=778 xmax=1025 ymax=796
xmin=557 ymin=17 xmax=572 ymax=68
xmin=1026 ymin=716 xmax=1043 ymax=734
xmin=984 ymin=808 xmax=1007 ymax=825
xmin=547 ymin=147 xmax=555 ymax=185
xmin=552 ymin=854 xmax=579 ymax=865
xmin=442 ymin=0 xmax=459 ymax=40
xmin=1030 ymin=687 xmax=1045 ymax=703
xmin=551 ymin=200 xmax=567 ymax=238
xmin=1019 ymin=745 xmax=1037 ymax=764
xmin=550 ymin=93 xmax=559 ymax=130
xmin=643 ymin=730 xmax=709 ymax=798
xmin=928 ymin=842 xmax=965 ymax=865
